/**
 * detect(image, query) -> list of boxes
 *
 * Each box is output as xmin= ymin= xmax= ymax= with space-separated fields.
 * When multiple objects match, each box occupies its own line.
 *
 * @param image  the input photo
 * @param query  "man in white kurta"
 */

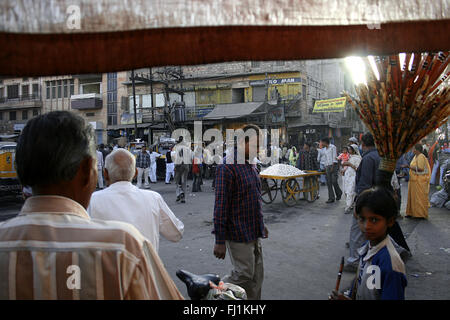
xmin=148 ymin=148 xmax=162 ymax=183
xmin=88 ymin=148 xmax=184 ymax=252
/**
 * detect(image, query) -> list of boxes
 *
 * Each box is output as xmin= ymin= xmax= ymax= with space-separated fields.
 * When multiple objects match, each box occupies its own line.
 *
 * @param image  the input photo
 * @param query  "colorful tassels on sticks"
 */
xmin=343 ymin=52 xmax=450 ymax=172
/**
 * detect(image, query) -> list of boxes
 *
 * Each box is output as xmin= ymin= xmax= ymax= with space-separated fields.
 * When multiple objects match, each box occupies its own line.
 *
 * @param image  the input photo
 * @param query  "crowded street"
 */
xmin=2 ymin=176 xmax=447 ymax=300
xmin=0 ymin=1 xmax=449 ymax=311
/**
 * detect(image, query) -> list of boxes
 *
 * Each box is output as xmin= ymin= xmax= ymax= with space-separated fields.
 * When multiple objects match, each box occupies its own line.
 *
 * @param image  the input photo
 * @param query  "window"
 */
xmin=22 ymin=110 xmax=28 ymax=120
xmin=108 ymin=115 xmax=117 ymax=126
xmin=32 ymin=83 xmax=39 ymax=97
xmin=70 ymin=79 xmax=74 ymax=96
xmin=232 ymin=88 xmax=245 ymax=103
xmin=0 ymin=112 xmax=3 ymax=120
xmin=302 ymin=84 xmax=306 ymax=100
xmin=107 ymin=102 xmax=117 ymax=113
xmin=251 ymin=61 xmax=261 ymax=68
xmin=85 ymin=112 xmax=95 ymax=117
xmin=57 ymin=80 xmax=62 ymax=98
xmin=107 ymin=77 xmax=117 ymax=91
xmin=276 ymin=61 xmax=285 ymax=66
xmin=7 ymin=85 xmax=19 ymax=99
xmin=46 ymin=81 xmax=50 ymax=99
xmin=107 ymin=92 xmax=117 ymax=103
xmin=129 ymin=95 xmax=141 ymax=113
xmin=52 ymin=81 xmax=56 ymax=99
xmin=63 ymin=80 xmax=68 ymax=98
xmin=107 ymin=73 xmax=118 ymax=126
xmin=80 ymin=82 xmax=101 ymax=94
xmin=142 ymin=94 xmax=152 ymax=108
xmin=33 ymin=109 xmax=38 ymax=116
xmin=22 ymin=84 xmax=29 ymax=97
xmin=9 ymin=111 xmax=16 ymax=121
xmin=156 ymin=93 xmax=166 ymax=107
xmin=252 ymin=86 xmax=266 ymax=102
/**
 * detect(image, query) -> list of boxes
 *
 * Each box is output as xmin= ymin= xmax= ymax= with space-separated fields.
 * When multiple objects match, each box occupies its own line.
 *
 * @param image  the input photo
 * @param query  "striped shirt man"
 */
xmin=0 ymin=195 xmax=184 ymax=300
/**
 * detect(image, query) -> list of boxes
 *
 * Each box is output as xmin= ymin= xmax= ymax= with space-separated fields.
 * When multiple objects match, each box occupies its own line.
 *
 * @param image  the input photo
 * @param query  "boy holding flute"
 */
xmin=329 ymin=187 xmax=407 ymax=300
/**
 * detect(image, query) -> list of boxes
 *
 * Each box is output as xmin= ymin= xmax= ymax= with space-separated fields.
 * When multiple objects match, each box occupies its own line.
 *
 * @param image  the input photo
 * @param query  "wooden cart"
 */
xmin=260 ymin=171 xmax=323 ymax=206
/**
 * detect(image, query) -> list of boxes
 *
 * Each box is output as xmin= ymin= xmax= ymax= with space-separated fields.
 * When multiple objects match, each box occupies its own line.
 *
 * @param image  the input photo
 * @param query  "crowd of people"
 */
xmin=275 ymin=132 xmax=442 ymax=296
xmin=279 ymin=134 xmax=444 ymax=222
xmin=0 ymin=110 xmax=444 ymax=301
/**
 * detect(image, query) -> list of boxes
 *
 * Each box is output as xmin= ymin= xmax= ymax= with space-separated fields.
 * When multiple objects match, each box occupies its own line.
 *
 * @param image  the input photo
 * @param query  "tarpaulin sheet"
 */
xmin=0 ymin=0 xmax=449 ymax=76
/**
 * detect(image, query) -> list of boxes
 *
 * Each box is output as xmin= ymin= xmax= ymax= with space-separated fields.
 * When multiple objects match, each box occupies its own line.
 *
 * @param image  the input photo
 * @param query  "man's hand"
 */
xmin=263 ymin=226 xmax=269 ymax=239
xmin=328 ymin=290 xmax=352 ymax=300
xmin=214 ymin=244 xmax=226 ymax=259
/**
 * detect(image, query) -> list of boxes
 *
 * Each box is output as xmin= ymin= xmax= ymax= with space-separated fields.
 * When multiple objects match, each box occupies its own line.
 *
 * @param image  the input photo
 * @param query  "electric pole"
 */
xmin=131 ymin=70 xmax=138 ymax=141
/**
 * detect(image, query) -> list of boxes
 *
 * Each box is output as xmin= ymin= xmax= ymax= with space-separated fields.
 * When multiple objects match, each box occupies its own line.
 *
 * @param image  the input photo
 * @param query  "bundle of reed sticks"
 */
xmin=344 ymin=52 xmax=450 ymax=172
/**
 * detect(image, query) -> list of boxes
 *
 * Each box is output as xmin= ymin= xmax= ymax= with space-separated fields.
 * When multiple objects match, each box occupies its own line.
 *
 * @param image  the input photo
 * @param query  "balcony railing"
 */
xmin=71 ymin=93 xmax=102 ymax=110
xmin=0 ymin=94 xmax=41 ymax=104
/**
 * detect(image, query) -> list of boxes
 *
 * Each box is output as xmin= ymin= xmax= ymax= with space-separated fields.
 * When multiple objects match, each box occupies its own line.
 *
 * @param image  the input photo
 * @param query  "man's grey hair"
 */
xmin=16 ymin=111 xmax=97 ymax=187
xmin=104 ymin=149 xmax=136 ymax=183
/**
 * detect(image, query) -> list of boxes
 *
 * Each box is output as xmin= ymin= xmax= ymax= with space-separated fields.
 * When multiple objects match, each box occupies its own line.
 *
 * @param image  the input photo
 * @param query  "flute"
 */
xmin=335 ymin=256 xmax=345 ymax=292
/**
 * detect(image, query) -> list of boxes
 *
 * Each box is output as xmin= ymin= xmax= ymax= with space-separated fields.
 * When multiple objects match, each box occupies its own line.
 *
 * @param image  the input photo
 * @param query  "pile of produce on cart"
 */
xmin=259 ymin=164 xmax=322 ymax=206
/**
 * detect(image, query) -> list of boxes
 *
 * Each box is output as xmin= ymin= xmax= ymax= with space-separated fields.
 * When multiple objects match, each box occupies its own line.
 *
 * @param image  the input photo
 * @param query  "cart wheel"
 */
xmin=261 ymin=178 xmax=277 ymax=204
xmin=280 ymin=178 xmax=300 ymax=206
xmin=304 ymin=176 xmax=320 ymax=203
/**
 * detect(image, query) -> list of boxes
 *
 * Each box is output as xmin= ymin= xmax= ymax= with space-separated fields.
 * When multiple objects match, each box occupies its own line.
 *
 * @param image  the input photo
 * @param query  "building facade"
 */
xmin=0 ymin=77 xmax=42 ymax=135
xmin=0 ymin=60 xmax=365 ymax=150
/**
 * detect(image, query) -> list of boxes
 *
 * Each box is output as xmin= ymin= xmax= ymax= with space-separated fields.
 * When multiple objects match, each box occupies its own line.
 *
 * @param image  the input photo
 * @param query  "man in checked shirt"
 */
xmin=212 ymin=124 xmax=268 ymax=300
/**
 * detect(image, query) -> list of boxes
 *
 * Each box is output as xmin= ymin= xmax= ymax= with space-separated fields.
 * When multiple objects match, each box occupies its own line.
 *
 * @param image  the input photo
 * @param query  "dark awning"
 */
xmin=107 ymin=123 xmax=151 ymax=130
xmin=203 ymin=102 xmax=266 ymax=120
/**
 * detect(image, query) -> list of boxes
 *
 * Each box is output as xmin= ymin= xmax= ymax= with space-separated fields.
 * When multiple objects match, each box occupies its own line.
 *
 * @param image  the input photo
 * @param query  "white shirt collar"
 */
xmin=19 ymin=195 xmax=90 ymax=219
xmin=358 ymin=235 xmax=392 ymax=262
xmin=105 ymin=180 xmax=134 ymax=190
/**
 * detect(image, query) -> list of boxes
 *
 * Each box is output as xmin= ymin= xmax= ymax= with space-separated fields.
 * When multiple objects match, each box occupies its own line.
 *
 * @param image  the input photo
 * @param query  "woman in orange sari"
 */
xmin=405 ymin=144 xmax=431 ymax=219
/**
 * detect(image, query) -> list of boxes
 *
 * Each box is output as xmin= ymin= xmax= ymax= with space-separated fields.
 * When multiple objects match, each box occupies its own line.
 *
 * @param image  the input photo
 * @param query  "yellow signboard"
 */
xmin=0 ymin=150 xmax=17 ymax=179
xmin=313 ymin=97 xmax=346 ymax=113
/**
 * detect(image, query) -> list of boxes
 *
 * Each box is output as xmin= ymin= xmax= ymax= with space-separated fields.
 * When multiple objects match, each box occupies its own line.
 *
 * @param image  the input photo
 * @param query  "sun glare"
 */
xmin=344 ymin=56 xmax=367 ymax=85
xmin=368 ymin=56 xmax=380 ymax=80
xmin=399 ymin=53 xmax=406 ymax=70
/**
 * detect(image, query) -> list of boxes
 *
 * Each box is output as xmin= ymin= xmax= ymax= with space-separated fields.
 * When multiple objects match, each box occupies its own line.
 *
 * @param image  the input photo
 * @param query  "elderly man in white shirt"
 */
xmin=88 ymin=148 xmax=184 ymax=252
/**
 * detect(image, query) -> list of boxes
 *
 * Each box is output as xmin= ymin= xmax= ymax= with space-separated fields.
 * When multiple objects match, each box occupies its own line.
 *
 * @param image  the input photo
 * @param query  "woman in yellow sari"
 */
xmin=405 ymin=144 xmax=431 ymax=219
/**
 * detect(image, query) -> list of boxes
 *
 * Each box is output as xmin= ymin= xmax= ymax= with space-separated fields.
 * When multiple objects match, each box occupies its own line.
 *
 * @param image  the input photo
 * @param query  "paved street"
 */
xmin=1 ymin=178 xmax=449 ymax=300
